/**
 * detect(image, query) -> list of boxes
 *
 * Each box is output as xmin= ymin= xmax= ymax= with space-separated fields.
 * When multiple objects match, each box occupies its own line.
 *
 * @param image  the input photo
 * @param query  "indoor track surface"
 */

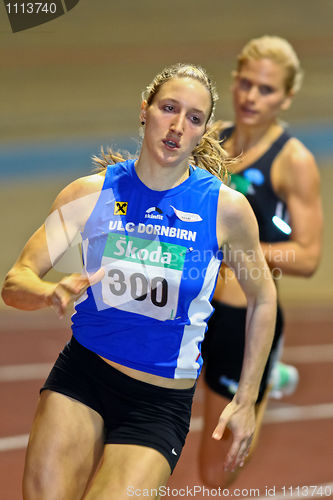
xmin=1 ymin=307 xmax=332 ymax=499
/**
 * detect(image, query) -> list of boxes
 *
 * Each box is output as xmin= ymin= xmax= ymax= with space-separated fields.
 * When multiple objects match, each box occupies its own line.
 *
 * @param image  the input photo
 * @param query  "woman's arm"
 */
xmin=1 ymin=173 xmax=104 ymax=315
xmin=213 ymin=186 xmax=277 ymax=471
xmin=263 ymin=139 xmax=323 ymax=276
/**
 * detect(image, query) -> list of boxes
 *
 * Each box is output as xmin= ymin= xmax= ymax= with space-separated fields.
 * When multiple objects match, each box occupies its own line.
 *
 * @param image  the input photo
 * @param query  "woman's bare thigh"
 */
xmin=23 ymin=390 xmax=104 ymax=500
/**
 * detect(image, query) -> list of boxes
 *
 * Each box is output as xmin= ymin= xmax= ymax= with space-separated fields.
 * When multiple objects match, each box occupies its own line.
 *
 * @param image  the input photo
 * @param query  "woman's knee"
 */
xmin=84 ymin=444 xmax=171 ymax=499
xmin=199 ymin=424 xmax=239 ymax=489
xmin=22 ymin=399 xmax=104 ymax=498
xmin=23 ymin=468 xmax=53 ymax=499
xmin=23 ymin=447 xmax=98 ymax=500
xmin=23 ymin=457 xmax=63 ymax=500
xmin=199 ymin=451 xmax=240 ymax=490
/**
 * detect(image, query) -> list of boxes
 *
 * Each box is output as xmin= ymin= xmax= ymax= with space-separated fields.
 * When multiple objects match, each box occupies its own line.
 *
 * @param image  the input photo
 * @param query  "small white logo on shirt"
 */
xmin=145 ymin=206 xmax=163 ymax=220
xmin=172 ymin=448 xmax=178 ymax=456
xmin=171 ymin=206 xmax=202 ymax=222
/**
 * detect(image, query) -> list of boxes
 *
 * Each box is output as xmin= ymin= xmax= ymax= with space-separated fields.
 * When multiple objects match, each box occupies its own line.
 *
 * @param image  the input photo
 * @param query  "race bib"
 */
xmin=101 ymin=233 xmax=187 ymax=321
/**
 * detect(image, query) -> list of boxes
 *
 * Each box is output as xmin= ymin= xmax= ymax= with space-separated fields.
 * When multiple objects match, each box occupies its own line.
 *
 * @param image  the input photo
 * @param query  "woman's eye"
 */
xmin=190 ymin=115 xmax=201 ymax=124
xmin=239 ymin=78 xmax=251 ymax=90
xmin=259 ymin=85 xmax=274 ymax=95
xmin=163 ymin=105 xmax=174 ymax=112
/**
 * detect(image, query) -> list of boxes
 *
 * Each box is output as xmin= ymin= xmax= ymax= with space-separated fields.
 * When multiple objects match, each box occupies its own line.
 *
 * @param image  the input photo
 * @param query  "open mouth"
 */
xmin=241 ymin=106 xmax=258 ymax=115
xmin=163 ymin=139 xmax=179 ymax=149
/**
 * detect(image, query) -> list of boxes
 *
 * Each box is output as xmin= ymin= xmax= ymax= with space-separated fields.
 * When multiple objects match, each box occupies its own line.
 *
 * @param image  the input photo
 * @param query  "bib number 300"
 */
xmin=101 ymin=258 xmax=181 ymax=321
xmin=101 ymin=233 xmax=186 ymax=321
xmin=108 ymin=268 xmax=168 ymax=307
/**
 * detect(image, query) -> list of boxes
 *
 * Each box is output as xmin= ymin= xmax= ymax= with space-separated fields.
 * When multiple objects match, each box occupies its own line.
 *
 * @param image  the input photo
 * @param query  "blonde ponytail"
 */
xmin=92 ymin=146 xmax=131 ymax=171
xmin=192 ymin=121 xmax=234 ymax=182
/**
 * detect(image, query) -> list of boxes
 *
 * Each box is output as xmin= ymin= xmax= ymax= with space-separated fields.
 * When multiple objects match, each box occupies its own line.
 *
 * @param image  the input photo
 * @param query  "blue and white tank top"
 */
xmin=72 ymin=159 xmax=223 ymax=379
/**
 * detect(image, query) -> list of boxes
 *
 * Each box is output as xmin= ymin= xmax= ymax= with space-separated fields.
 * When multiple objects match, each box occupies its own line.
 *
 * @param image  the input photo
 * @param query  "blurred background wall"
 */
xmin=1 ymin=0 xmax=332 ymax=308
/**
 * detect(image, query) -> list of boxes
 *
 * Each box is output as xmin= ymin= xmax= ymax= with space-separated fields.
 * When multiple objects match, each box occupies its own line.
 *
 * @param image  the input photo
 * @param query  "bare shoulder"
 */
xmin=218 ymin=183 xmax=249 ymax=220
xmin=278 ymin=137 xmax=320 ymax=194
xmin=51 ymin=170 xmax=106 ymax=211
xmin=217 ymin=184 xmax=258 ymax=246
xmin=280 ymin=137 xmax=319 ymax=177
xmin=46 ymin=170 xmax=107 ymax=231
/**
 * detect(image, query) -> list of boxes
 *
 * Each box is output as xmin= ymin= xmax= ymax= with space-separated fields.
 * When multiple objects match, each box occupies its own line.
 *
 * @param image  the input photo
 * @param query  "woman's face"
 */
xmin=141 ymin=77 xmax=211 ymax=168
xmin=232 ymin=58 xmax=292 ymax=127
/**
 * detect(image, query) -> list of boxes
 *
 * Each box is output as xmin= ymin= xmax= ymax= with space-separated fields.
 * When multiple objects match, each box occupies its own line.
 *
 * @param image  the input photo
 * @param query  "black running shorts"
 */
xmin=201 ymin=301 xmax=283 ymax=403
xmin=41 ymin=336 xmax=195 ymax=472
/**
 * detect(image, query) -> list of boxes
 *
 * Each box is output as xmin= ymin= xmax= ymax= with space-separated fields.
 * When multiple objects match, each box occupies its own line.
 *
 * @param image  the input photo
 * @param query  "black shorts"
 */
xmin=41 ymin=336 xmax=195 ymax=473
xmin=201 ymin=301 xmax=283 ymax=404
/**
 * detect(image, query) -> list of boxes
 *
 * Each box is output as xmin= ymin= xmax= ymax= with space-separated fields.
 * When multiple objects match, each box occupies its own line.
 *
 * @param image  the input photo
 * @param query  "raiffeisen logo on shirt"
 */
xmin=145 ymin=207 xmax=163 ymax=220
xmin=104 ymin=234 xmax=186 ymax=270
xmin=114 ymin=201 xmax=128 ymax=215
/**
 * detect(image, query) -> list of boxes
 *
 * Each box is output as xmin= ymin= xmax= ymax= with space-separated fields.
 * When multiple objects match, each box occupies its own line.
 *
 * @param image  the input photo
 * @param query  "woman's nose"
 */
xmin=170 ymin=113 xmax=185 ymax=135
xmin=245 ymin=85 xmax=258 ymax=102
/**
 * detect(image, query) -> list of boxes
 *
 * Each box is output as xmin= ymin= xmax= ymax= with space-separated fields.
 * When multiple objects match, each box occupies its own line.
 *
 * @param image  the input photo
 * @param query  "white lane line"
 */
xmin=283 ymin=344 xmax=333 ymax=363
xmin=0 ymin=434 xmax=29 ymax=452
xmin=255 ymin=482 xmax=333 ymax=500
xmin=190 ymin=402 xmax=333 ymax=432
xmin=0 ymin=363 xmax=52 ymax=382
xmin=264 ymin=402 xmax=333 ymax=423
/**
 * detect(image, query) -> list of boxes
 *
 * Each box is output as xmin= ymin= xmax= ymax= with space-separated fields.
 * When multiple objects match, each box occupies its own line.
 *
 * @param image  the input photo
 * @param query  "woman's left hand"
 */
xmin=212 ymin=399 xmax=255 ymax=472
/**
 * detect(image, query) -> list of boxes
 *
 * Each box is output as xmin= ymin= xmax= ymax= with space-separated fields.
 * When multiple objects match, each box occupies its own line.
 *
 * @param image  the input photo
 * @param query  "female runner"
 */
xmin=199 ymin=37 xmax=323 ymax=488
xmin=2 ymin=63 xmax=277 ymax=499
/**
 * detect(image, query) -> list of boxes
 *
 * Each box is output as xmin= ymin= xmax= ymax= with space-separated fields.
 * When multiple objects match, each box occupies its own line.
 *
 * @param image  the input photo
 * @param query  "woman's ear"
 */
xmin=140 ymin=100 xmax=148 ymax=124
xmin=230 ymin=70 xmax=238 ymax=92
xmin=281 ymin=91 xmax=294 ymax=111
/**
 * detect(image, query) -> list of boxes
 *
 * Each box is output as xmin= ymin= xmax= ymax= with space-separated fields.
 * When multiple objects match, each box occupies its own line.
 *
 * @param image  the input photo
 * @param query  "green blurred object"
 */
xmin=229 ymin=173 xmax=254 ymax=196
xmin=269 ymin=362 xmax=300 ymax=399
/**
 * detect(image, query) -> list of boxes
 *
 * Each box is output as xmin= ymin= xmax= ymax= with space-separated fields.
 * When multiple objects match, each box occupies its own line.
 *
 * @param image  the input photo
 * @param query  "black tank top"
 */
xmin=221 ymin=126 xmax=291 ymax=243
